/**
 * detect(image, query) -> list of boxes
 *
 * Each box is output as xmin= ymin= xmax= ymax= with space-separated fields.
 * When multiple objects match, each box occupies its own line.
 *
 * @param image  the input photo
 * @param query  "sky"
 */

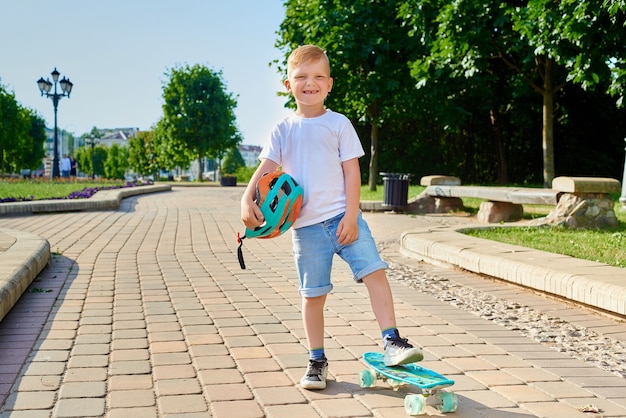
xmin=1 ymin=0 xmax=292 ymax=146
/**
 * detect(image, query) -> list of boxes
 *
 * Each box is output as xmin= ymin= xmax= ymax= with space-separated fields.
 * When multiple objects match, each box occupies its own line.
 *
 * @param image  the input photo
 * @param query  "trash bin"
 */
xmin=380 ymin=172 xmax=411 ymax=210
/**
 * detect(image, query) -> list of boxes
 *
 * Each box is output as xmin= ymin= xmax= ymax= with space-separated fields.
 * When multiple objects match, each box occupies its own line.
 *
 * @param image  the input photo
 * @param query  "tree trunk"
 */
xmin=197 ymin=153 xmax=204 ymax=182
xmin=542 ymin=60 xmax=555 ymax=188
xmin=490 ymin=109 xmax=508 ymax=184
xmin=368 ymin=122 xmax=379 ymax=191
xmin=367 ymin=99 xmax=380 ymax=191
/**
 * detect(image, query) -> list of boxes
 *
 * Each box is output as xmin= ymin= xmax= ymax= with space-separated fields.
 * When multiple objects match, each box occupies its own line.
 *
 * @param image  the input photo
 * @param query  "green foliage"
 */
xmin=222 ymin=147 xmax=245 ymax=174
xmin=152 ymin=117 xmax=193 ymax=171
xmin=465 ymin=223 xmax=626 ymax=268
xmin=23 ymin=110 xmax=47 ymax=170
xmin=76 ymin=144 xmax=107 ymax=178
xmin=233 ymin=164 xmax=258 ymax=183
xmin=128 ymin=130 xmax=160 ymax=177
xmin=104 ymin=143 xmax=129 ymax=179
xmin=400 ymin=0 xmax=626 ymax=186
xmin=161 ymin=64 xmax=241 ymax=178
xmin=0 ymin=84 xmax=29 ymax=174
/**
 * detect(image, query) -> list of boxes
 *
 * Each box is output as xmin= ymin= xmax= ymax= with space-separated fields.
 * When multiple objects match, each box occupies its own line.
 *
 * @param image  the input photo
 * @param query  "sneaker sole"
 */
xmin=384 ymin=350 xmax=424 ymax=366
xmin=300 ymin=380 xmax=327 ymax=390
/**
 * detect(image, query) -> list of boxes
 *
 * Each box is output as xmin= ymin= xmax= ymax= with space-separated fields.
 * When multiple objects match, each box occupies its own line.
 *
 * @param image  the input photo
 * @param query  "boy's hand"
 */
xmin=241 ymin=198 xmax=264 ymax=230
xmin=337 ymin=216 xmax=358 ymax=246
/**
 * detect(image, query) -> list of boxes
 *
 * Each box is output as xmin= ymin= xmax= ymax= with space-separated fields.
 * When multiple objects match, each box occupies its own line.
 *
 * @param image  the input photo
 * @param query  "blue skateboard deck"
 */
xmin=362 ymin=352 xmax=454 ymax=390
xmin=360 ymin=352 xmax=457 ymax=415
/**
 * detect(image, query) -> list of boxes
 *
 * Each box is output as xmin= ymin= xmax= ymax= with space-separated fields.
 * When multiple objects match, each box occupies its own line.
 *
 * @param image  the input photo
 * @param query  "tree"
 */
xmin=161 ymin=64 xmax=241 ymax=182
xmin=104 ymin=143 xmax=129 ymax=180
xmin=20 ymin=109 xmax=47 ymax=171
xmin=128 ymin=130 xmax=161 ymax=178
xmin=221 ymin=146 xmax=245 ymax=175
xmin=0 ymin=84 xmax=27 ymax=175
xmin=402 ymin=0 xmax=626 ymax=186
xmin=276 ymin=0 xmax=426 ymax=190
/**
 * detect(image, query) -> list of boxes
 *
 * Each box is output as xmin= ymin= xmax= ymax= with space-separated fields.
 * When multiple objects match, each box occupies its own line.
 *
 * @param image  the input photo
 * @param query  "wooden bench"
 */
xmin=419 ymin=175 xmax=621 ymax=225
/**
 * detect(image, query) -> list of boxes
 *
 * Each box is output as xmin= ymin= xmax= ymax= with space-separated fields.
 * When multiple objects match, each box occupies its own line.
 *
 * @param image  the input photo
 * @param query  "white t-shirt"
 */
xmin=259 ymin=109 xmax=365 ymax=229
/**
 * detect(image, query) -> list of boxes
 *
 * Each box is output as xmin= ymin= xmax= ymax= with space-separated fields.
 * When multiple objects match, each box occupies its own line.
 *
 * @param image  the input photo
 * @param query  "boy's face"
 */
xmin=285 ymin=58 xmax=333 ymax=113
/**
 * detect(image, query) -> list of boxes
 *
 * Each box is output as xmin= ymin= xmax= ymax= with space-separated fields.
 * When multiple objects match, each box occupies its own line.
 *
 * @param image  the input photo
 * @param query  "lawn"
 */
xmin=0 ymin=178 xmax=148 ymax=202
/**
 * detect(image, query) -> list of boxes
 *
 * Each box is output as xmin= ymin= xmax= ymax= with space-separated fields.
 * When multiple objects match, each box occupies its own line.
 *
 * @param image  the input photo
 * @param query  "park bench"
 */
xmin=416 ymin=175 xmax=621 ymax=227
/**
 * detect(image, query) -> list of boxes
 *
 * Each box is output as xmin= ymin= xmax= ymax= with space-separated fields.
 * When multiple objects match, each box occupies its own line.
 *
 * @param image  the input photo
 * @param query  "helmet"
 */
xmin=246 ymin=171 xmax=303 ymax=239
xmin=237 ymin=172 xmax=303 ymax=269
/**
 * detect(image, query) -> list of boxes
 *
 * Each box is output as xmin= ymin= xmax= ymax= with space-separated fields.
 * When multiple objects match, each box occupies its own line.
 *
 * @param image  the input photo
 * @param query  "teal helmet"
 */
xmin=237 ymin=171 xmax=304 ymax=268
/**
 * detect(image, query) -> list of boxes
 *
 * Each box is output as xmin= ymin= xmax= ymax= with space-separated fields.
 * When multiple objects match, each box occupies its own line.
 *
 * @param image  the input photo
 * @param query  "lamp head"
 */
xmin=37 ymin=77 xmax=46 ymax=94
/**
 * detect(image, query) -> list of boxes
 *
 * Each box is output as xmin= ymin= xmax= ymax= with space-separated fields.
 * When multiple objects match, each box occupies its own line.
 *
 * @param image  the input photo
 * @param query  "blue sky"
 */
xmin=1 ymin=0 xmax=292 ymax=146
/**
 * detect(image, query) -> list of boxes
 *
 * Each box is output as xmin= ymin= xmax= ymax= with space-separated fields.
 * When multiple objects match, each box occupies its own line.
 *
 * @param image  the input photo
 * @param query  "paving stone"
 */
xmin=158 ymin=394 xmax=208 ymax=414
xmin=205 ymin=383 xmax=254 ymax=402
xmin=59 ymin=381 xmax=106 ymax=398
xmin=1 ymin=391 xmax=56 ymax=410
xmin=264 ymin=404 xmax=322 ymax=418
xmin=106 ymin=407 xmax=159 ymax=417
xmin=155 ymin=378 xmax=202 ymax=396
xmin=11 ymin=375 xmax=61 ymax=391
xmin=520 ymin=401 xmax=590 ymax=417
xmin=312 ymin=398 xmax=371 ymax=417
xmin=466 ymin=370 xmax=524 ymax=387
xmin=108 ymin=360 xmax=151 ymax=375
xmin=492 ymin=384 xmax=555 ymax=403
xmin=54 ymin=398 xmax=106 ymax=417
xmin=108 ymin=375 xmax=153 ymax=391
xmin=108 ymin=389 xmax=156 ymax=408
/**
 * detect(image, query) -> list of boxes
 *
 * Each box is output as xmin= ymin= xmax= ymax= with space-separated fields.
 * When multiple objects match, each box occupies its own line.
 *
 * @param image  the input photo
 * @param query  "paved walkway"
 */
xmin=0 ymin=186 xmax=625 ymax=417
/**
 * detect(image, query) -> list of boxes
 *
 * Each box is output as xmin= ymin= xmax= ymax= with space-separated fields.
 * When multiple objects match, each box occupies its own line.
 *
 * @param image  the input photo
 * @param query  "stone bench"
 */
xmin=416 ymin=175 xmax=621 ymax=227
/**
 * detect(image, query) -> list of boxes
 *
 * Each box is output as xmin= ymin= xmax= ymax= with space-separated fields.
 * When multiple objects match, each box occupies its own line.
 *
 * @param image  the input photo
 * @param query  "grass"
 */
xmin=361 ymin=185 xmax=626 ymax=268
xmin=361 ymin=184 xmax=426 ymax=201
xmin=466 ymin=225 xmax=626 ymax=268
xmin=0 ymin=178 xmax=144 ymax=202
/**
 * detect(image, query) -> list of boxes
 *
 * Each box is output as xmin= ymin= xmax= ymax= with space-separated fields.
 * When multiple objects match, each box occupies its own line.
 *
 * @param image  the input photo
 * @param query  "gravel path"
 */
xmin=385 ymin=256 xmax=626 ymax=379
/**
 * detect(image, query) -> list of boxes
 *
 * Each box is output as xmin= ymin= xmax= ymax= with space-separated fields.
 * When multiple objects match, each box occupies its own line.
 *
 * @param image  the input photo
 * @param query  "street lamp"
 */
xmin=37 ymin=68 xmax=73 ymax=179
xmin=85 ymin=136 xmax=100 ymax=180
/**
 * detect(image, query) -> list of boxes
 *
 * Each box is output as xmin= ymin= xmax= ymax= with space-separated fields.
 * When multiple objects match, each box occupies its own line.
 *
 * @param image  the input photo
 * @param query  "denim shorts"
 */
xmin=291 ymin=211 xmax=388 ymax=297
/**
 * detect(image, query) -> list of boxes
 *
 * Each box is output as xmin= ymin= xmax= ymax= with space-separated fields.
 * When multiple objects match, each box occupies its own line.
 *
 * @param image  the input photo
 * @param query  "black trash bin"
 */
xmin=380 ymin=172 xmax=411 ymax=211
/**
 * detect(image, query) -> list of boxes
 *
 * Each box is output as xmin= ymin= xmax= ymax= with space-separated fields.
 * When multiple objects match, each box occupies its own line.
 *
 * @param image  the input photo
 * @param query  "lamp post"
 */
xmin=37 ymin=68 xmax=73 ymax=179
xmin=619 ymin=138 xmax=626 ymax=209
xmin=85 ymin=137 xmax=100 ymax=180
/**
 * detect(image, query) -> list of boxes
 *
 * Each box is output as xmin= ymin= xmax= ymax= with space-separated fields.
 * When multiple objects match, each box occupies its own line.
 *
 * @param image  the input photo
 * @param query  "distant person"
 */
xmin=60 ymin=154 xmax=71 ymax=178
xmin=70 ymin=156 xmax=77 ymax=178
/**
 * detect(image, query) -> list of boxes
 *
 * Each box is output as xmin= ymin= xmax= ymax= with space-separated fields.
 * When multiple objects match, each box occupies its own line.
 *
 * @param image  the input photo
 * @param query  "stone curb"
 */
xmin=0 ymin=184 xmax=171 ymax=215
xmin=401 ymin=223 xmax=626 ymax=316
xmin=0 ymin=229 xmax=50 ymax=321
xmin=0 ymin=184 xmax=172 ymax=321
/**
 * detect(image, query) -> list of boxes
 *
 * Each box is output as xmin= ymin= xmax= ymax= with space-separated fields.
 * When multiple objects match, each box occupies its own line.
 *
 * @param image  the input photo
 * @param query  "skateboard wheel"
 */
xmin=358 ymin=369 xmax=377 ymax=388
xmin=437 ymin=392 xmax=458 ymax=413
xmin=404 ymin=394 xmax=426 ymax=415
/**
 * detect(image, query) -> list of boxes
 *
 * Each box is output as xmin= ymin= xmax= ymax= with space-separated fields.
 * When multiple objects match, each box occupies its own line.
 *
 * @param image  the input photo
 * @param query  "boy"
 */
xmin=240 ymin=45 xmax=422 ymax=390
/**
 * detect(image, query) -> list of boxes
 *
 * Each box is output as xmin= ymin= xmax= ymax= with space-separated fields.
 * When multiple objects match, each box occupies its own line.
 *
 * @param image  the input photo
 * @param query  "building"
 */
xmin=239 ymin=144 xmax=262 ymax=167
xmin=92 ymin=128 xmax=139 ymax=148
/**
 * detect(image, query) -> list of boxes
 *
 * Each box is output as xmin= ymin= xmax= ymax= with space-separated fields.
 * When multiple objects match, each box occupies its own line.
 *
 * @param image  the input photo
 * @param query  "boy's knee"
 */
xmin=303 ymin=294 xmax=326 ymax=306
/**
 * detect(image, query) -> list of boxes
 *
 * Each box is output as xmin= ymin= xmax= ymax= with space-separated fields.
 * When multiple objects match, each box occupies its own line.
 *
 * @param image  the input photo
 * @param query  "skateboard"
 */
xmin=359 ymin=352 xmax=457 ymax=415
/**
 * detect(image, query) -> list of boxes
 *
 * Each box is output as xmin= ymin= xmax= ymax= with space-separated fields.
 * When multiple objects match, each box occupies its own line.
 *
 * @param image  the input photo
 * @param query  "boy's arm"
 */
xmin=337 ymin=158 xmax=361 ymax=245
xmin=241 ymin=159 xmax=280 ymax=229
